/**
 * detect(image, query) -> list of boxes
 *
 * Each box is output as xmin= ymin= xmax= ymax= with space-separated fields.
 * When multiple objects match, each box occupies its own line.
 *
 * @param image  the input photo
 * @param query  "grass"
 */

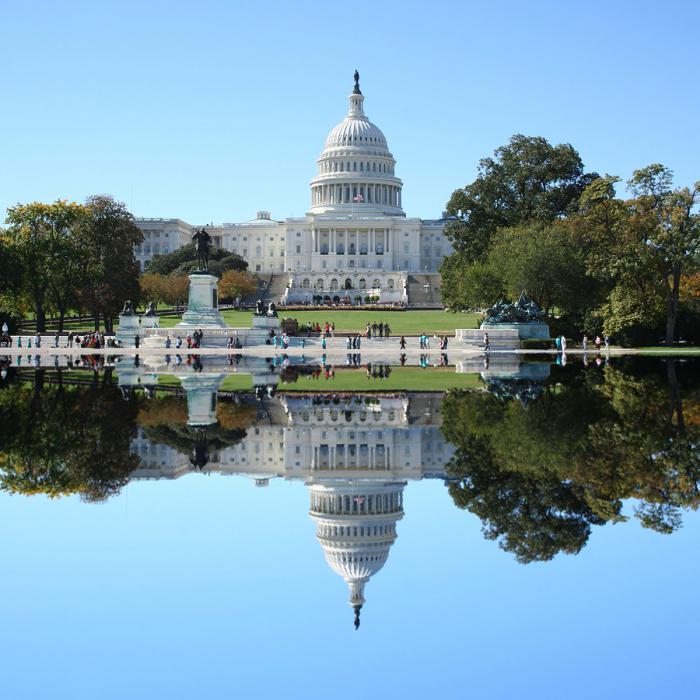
xmin=157 ymin=374 xmax=254 ymax=391
xmin=157 ymin=309 xmax=478 ymax=335
xmin=155 ymin=367 xmax=481 ymax=392
xmin=279 ymin=367 xmax=482 ymax=392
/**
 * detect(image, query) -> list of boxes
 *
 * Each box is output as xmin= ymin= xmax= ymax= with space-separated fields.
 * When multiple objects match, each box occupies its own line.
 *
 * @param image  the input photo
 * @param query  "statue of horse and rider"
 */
xmin=192 ymin=228 xmax=212 ymax=272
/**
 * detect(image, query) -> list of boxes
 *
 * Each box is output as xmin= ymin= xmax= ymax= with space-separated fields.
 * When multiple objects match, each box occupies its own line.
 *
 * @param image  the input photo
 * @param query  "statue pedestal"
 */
xmin=179 ymin=273 xmax=227 ymax=328
xmin=480 ymin=321 xmax=550 ymax=340
xmin=252 ymin=316 xmax=281 ymax=330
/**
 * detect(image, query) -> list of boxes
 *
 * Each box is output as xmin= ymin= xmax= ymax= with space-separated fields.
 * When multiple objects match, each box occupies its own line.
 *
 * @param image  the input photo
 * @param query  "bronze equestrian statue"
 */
xmin=192 ymin=228 xmax=212 ymax=272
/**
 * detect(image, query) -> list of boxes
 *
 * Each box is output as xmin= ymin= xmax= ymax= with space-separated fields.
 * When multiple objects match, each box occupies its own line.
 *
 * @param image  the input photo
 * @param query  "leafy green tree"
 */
xmin=443 ymin=134 xmax=597 ymax=263
xmin=146 ymin=244 xmax=247 ymax=276
xmin=442 ymin=360 xmax=700 ymax=562
xmin=440 ymin=254 xmax=503 ymax=311
xmin=0 ymin=371 xmax=142 ymax=501
xmin=3 ymin=201 xmax=86 ymax=331
xmin=487 ymin=224 xmax=597 ymax=320
xmin=77 ymin=195 xmax=143 ymax=332
xmin=627 ymin=165 xmax=700 ymax=344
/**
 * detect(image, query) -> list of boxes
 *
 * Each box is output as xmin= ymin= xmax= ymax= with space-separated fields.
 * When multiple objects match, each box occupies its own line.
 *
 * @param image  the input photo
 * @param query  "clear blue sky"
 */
xmin=1 ymin=0 xmax=698 ymax=224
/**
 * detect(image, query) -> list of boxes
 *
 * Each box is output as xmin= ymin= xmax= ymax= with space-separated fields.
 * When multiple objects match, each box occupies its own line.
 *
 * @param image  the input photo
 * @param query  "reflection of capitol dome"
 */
xmin=309 ymin=72 xmax=404 ymax=217
xmin=309 ymin=481 xmax=405 ymax=629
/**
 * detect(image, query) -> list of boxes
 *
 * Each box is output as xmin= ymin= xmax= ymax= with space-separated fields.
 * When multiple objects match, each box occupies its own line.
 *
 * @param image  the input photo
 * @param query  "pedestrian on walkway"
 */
xmin=399 ymin=336 xmax=406 ymax=350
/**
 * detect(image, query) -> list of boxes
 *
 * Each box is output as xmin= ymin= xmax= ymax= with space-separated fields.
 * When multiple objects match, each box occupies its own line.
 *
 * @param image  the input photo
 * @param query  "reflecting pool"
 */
xmin=0 ymin=356 xmax=698 ymax=699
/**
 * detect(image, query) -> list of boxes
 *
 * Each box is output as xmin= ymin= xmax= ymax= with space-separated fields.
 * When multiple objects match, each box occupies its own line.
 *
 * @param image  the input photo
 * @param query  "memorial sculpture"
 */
xmin=191 ymin=228 xmax=212 ymax=272
xmin=255 ymin=299 xmax=265 ymax=316
xmin=480 ymin=291 xmax=550 ymax=341
xmin=121 ymin=300 xmax=134 ymax=316
xmin=484 ymin=291 xmax=545 ymax=324
xmin=267 ymin=302 xmax=278 ymax=318
xmin=144 ymin=302 xmax=157 ymax=316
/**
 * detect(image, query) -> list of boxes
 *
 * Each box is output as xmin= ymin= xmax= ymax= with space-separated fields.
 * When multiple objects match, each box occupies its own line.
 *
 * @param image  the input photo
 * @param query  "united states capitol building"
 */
xmin=135 ymin=73 xmax=453 ymax=306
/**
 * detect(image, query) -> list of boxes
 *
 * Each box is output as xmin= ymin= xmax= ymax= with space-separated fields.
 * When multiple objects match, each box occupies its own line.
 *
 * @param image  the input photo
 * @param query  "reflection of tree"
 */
xmin=443 ymin=361 xmax=700 ymax=562
xmin=0 ymin=370 xmax=141 ymax=501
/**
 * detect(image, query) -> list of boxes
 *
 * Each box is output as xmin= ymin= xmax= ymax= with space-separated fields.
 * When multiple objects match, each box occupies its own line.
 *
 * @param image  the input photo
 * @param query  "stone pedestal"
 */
xmin=117 ymin=313 xmax=159 ymax=346
xmin=181 ymin=374 xmax=225 ymax=426
xmin=252 ymin=315 xmax=281 ymax=331
xmin=480 ymin=321 xmax=550 ymax=340
xmin=116 ymin=314 xmax=140 ymax=345
xmin=179 ymin=273 xmax=226 ymax=328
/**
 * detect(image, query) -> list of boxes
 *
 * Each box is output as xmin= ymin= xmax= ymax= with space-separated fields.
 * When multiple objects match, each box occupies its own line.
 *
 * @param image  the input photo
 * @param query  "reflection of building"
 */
xmin=133 ymin=75 xmax=453 ymax=306
xmin=132 ymin=393 xmax=453 ymax=625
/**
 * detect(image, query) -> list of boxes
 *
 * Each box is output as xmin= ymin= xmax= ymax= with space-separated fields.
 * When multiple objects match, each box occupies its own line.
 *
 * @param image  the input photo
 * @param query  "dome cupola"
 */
xmin=309 ymin=481 xmax=405 ymax=629
xmin=309 ymin=72 xmax=404 ymax=217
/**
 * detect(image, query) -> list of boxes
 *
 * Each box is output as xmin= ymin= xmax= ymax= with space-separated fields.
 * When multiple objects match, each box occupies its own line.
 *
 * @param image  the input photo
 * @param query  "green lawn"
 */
xmin=157 ymin=309 xmax=478 ymax=335
xmin=279 ymin=367 xmax=482 ymax=392
xmin=155 ymin=368 xmax=481 ymax=392
xmin=157 ymin=374 xmax=254 ymax=391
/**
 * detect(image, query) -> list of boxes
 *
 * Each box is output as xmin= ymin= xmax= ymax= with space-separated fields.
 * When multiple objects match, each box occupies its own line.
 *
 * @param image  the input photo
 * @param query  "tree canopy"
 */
xmin=145 ymin=243 xmax=247 ymax=277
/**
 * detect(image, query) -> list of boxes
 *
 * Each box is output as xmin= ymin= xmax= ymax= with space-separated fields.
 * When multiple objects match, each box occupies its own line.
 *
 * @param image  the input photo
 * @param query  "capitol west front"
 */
xmin=135 ymin=74 xmax=453 ymax=306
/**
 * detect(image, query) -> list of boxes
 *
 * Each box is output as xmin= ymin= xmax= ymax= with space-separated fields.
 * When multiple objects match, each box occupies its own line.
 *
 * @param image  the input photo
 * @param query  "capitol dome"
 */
xmin=309 ymin=72 xmax=404 ymax=217
xmin=309 ymin=481 xmax=405 ymax=629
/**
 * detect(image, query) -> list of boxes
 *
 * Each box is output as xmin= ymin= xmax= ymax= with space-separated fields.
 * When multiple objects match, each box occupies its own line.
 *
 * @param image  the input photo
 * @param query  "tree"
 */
xmin=146 ymin=244 xmax=247 ymax=276
xmin=3 ymin=201 xmax=86 ymax=331
xmin=77 ymin=195 xmax=143 ymax=332
xmin=0 ymin=372 xmax=142 ymax=501
xmin=440 ymin=254 xmax=503 ymax=311
xmin=443 ymin=134 xmax=597 ymax=263
xmin=486 ymin=224 xmax=596 ymax=320
xmin=139 ymin=273 xmax=167 ymax=307
xmin=627 ymin=165 xmax=700 ymax=344
xmin=218 ymin=270 xmax=256 ymax=303
xmin=160 ymin=273 xmax=189 ymax=308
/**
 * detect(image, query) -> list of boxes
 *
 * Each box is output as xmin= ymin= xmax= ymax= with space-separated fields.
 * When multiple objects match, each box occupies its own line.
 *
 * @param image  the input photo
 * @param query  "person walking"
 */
xmin=365 ymin=323 xmax=371 ymax=340
xmin=321 ymin=335 xmax=327 ymax=350
xmin=582 ymin=334 xmax=588 ymax=352
xmin=594 ymin=335 xmax=602 ymax=351
xmin=561 ymin=335 xmax=567 ymax=352
xmin=555 ymin=336 xmax=561 ymax=352
xmin=399 ymin=335 xmax=406 ymax=350
xmin=1 ymin=322 xmax=7 ymax=336
xmin=54 ymin=331 xmax=60 ymax=348
xmin=604 ymin=335 xmax=610 ymax=351
xmin=346 ymin=336 xmax=352 ymax=350
xmin=384 ymin=324 xmax=391 ymax=339
xmin=165 ymin=335 xmax=172 ymax=349
xmin=483 ymin=332 xmax=490 ymax=352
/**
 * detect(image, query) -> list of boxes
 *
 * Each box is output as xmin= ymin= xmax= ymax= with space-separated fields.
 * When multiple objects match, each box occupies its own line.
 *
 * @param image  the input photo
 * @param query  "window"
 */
xmin=255 ymin=264 xmax=261 ymax=271
xmin=404 ymin=244 xmax=410 ymax=254
xmin=256 ymin=246 xmax=261 ymax=256
xmin=296 ymin=244 xmax=301 ymax=253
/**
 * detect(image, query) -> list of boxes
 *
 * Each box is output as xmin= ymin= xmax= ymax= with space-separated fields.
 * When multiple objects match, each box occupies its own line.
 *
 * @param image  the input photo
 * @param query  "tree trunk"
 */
xmin=58 ymin=308 xmax=66 ymax=333
xmin=93 ymin=309 xmax=100 ymax=332
xmin=665 ymin=262 xmax=682 ymax=345
xmin=666 ymin=358 xmax=686 ymax=438
xmin=35 ymin=301 xmax=46 ymax=333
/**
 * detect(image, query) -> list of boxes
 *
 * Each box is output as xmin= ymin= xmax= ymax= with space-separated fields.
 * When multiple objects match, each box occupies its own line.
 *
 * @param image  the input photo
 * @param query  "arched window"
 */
xmin=359 ymin=278 xmax=367 ymax=290
xmin=330 ymin=278 xmax=338 ymax=291
xmin=302 ymin=278 xmax=310 ymax=289
xmin=315 ymin=279 xmax=324 ymax=290
xmin=344 ymin=278 xmax=353 ymax=290
xmin=388 ymin=279 xmax=395 ymax=289
xmin=372 ymin=279 xmax=381 ymax=289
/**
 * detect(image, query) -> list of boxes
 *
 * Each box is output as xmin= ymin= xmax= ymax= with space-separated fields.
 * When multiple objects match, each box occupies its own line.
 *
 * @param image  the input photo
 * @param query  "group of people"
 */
xmin=364 ymin=322 xmax=391 ymax=339
xmin=303 ymin=321 xmax=335 ymax=337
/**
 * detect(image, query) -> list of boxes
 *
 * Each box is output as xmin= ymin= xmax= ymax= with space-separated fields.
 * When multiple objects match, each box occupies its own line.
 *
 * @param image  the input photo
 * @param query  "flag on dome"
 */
xmin=353 ymin=194 xmax=364 ymax=202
